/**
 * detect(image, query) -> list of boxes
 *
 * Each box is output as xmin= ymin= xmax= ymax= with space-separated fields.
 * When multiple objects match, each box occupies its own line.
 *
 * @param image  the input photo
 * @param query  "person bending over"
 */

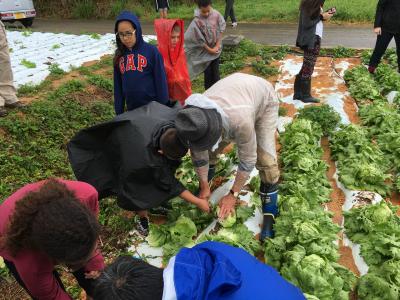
xmin=68 ymin=102 xmax=209 ymax=236
xmin=0 ymin=179 xmax=104 ymax=300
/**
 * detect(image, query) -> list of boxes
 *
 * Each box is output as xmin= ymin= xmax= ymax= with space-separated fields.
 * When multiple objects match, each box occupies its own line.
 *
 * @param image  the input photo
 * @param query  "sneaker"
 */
xmin=6 ymin=101 xmax=27 ymax=109
xmin=136 ymin=216 xmax=149 ymax=236
xmin=232 ymin=22 xmax=238 ymax=28
xmin=0 ymin=107 xmax=7 ymax=117
xmin=368 ymin=66 xmax=376 ymax=74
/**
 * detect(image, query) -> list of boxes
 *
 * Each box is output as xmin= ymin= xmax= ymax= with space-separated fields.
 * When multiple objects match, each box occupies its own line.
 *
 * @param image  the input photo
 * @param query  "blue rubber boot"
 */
xmin=259 ymin=182 xmax=278 ymax=242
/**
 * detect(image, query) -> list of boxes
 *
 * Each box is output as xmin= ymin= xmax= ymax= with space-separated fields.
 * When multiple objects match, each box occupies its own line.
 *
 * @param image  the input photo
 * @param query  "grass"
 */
xmin=35 ymin=0 xmax=379 ymax=23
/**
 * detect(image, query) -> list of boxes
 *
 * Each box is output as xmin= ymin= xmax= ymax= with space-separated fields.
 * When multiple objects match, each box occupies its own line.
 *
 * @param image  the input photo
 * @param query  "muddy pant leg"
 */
xmin=255 ymin=100 xmax=280 ymax=185
xmin=0 ymin=22 xmax=18 ymax=107
xmin=369 ymin=31 xmax=394 ymax=68
xmin=299 ymin=36 xmax=321 ymax=79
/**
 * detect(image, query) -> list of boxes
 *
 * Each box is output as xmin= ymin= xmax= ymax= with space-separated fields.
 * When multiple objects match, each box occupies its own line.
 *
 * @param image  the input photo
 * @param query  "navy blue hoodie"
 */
xmin=114 ymin=11 xmax=169 ymax=115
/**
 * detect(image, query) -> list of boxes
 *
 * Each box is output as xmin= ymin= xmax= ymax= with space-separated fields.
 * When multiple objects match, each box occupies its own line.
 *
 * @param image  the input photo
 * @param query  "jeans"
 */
xmin=369 ymin=30 xmax=400 ymax=71
xmin=224 ymin=0 xmax=236 ymax=23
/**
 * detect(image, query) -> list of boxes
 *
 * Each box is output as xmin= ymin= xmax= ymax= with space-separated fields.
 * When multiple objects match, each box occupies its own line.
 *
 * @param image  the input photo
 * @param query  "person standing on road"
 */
xmin=0 ymin=179 xmax=105 ymax=300
xmin=294 ymin=0 xmax=335 ymax=103
xmin=113 ymin=11 xmax=169 ymax=115
xmin=185 ymin=0 xmax=226 ymax=90
xmin=154 ymin=18 xmax=192 ymax=105
xmin=155 ymin=0 xmax=170 ymax=19
xmin=175 ymin=73 xmax=280 ymax=241
xmin=0 ymin=21 xmax=25 ymax=117
xmin=224 ymin=0 xmax=237 ymax=28
xmin=368 ymin=0 xmax=400 ymax=74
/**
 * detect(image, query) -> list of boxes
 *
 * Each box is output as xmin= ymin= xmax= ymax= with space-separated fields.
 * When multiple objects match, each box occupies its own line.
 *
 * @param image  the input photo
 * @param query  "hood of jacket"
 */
xmin=154 ymin=18 xmax=184 ymax=66
xmin=115 ymin=11 xmax=144 ymax=47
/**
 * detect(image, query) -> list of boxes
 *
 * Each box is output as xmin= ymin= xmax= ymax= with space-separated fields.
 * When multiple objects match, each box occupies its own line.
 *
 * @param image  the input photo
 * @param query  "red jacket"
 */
xmin=155 ymin=19 xmax=192 ymax=104
xmin=0 ymin=180 xmax=105 ymax=300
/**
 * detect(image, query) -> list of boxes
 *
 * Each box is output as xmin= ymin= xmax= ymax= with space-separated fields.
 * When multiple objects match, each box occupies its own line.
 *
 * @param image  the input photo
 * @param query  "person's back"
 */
xmin=203 ymin=72 xmax=277 ymax=125
xmin=113 ymin=11 xmax=169 ymax=115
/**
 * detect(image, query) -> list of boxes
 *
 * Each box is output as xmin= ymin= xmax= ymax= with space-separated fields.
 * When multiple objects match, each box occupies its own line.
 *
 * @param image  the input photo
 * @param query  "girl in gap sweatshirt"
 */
xmin=113 ymin=11 xmax=169 ymax=115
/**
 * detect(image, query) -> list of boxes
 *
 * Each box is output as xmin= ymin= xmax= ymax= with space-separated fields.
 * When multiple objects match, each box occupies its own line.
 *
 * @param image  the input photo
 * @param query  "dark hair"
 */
xmin=160 ymin=128 xmax=188 ymax=160
xmin=1 ymin=179 xmax=100 ymax=265
xmin=114 ymin=21 xmax=137 ymax=66
xmin=93 ymin=256 xmax=164 ymax=300
xmin=300 ymin=0 xmax=325 ymax=19
xmin=197 ymin=0 xmax=212 ymax=8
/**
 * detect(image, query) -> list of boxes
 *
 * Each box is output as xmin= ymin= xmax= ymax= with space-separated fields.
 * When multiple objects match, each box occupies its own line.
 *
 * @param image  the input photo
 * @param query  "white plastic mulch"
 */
xmin=6 ymin=29 xmax=155 ymax=87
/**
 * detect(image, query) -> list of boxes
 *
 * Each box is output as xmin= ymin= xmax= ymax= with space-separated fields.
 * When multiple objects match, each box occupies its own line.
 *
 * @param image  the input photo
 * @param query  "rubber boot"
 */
xmin=300 ymin=78 xmax=319 ymax=103
xmin=293 ymin=74 xmax=302 ymax=100
xmin=208 ymin=164 xmax=216 ymax=182
xmin=259 ymin=182 xmax=278 ymax=241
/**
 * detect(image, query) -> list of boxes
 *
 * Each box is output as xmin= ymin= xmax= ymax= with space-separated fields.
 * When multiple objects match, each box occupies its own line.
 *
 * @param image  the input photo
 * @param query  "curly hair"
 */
xmin=1 ymin=179 xmax=100 ymax=265
xmin=93 ymin=256 xmax=164 ymax=300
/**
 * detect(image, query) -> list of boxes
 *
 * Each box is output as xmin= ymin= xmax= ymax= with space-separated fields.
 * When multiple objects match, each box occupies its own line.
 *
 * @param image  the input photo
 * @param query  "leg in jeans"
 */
xmin=369 ymin=31 xmax=394 ymax=69
xmin=204 ymin=57 xmax=220 ymax=90
xmin=4 ymin=259 xmax=65 ymax=300
xmin=224 ymin=0 xmax=236 ymax=23
xmin=73 ymin=268 xmax=97 ymax=298
xmin=394 ymin=33 xmax=400 ymax=72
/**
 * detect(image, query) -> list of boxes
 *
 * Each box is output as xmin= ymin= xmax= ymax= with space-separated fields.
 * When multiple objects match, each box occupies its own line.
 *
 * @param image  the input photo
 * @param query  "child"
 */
xmin=155 ymin=0 xmax=170 ymax=19
xmin=154 ymin=18 xmax=192 ymax=105
xmin=113 ymin=11 xmax=169 ymax=115
xmin=0 ymin=179 xmax=104 ymax=299
xmin=185 ymin=0 xmax=226 ymax=90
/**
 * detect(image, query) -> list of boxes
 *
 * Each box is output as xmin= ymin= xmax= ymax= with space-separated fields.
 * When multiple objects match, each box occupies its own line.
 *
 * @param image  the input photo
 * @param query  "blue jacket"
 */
xmin=113 ymin=11 xmax=169 ymax=115
xmin=174 ymin=242 xmax=306 ymax=300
